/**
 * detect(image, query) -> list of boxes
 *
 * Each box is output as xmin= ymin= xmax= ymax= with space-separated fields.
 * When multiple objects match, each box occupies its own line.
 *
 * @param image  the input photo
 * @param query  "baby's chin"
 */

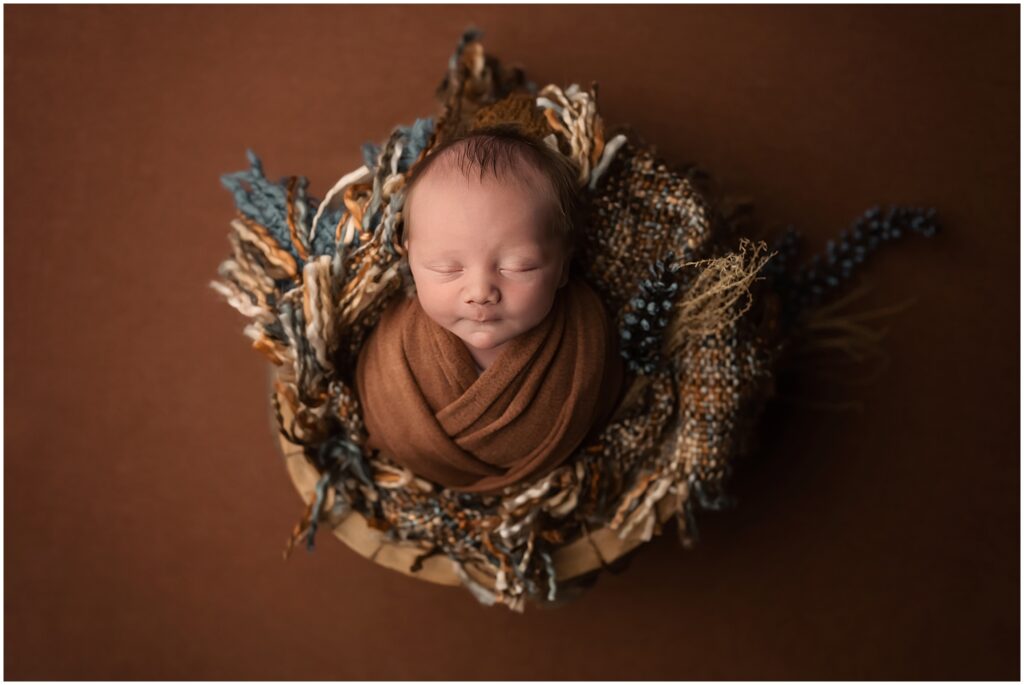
xmin=450 ymin=319 xmax=515 ymax=351
xmin=458 ymin=327 xmax=505 ymax=350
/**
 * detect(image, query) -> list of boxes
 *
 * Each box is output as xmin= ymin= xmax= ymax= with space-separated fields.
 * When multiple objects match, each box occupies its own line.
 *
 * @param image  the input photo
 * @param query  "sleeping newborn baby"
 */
xmin=355 ymin=126 xmax=625 ymax=494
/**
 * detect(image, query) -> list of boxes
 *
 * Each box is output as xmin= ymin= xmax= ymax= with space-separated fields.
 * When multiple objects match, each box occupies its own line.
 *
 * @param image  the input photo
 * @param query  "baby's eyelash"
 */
xmin=423 ymin=265 xmax=538 ymax=277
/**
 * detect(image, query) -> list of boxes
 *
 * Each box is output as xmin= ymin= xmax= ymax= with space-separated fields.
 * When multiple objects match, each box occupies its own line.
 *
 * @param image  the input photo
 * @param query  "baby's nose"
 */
xmin=465 ymin=274 xmax=500 ymax=304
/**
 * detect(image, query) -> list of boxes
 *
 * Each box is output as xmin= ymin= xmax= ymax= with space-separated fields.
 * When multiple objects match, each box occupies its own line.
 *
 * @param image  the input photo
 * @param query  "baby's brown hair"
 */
xmin=400 ymin=125 xmax=583 ymax=254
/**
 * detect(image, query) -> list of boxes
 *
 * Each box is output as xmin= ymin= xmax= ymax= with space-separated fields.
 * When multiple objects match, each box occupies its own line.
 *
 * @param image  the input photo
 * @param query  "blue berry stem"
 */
xmin=763 ymin=205 xmax=940 ymax=329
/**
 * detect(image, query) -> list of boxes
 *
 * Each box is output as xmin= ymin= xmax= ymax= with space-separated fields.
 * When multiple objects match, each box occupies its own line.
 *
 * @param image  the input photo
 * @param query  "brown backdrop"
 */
xmin=4 ymin=4 xmax=1019 ymax=680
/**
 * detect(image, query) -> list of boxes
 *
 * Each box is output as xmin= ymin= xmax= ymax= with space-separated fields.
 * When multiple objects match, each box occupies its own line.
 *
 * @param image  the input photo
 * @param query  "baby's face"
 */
xmin=404 ymin=167 xmax=569 ymax=364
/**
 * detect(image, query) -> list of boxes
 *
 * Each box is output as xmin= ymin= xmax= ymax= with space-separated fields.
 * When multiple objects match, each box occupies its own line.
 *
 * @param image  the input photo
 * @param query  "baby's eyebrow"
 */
xmin=422 ymin=244 xmax=543 ymax=256
xmin=433 ymin=249 xmax=463 ymax=257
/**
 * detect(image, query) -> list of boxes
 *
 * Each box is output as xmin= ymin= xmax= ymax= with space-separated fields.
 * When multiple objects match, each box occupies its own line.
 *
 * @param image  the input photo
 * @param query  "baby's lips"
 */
xmin=466 ymin=309 xmax=500 ymax=323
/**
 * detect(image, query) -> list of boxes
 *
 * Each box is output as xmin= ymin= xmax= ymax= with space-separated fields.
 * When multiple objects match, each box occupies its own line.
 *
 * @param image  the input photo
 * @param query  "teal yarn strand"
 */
xmin=220 ymin=149 xmax=345 ymax=264
xmin=219 ymin=149 xmax=304 ymax=264
xmin=305 ymin=472 xmax=332 ymax=552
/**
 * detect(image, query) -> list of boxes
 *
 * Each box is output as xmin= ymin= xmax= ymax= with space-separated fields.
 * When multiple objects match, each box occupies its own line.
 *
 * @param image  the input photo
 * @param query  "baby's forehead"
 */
xmin=406 ymin=156 xmax=555 ymax=222
xmin=403 ymin=143 xmax=564 ymax=247
xmin=415 ymin=167 xmax=544 ymax=205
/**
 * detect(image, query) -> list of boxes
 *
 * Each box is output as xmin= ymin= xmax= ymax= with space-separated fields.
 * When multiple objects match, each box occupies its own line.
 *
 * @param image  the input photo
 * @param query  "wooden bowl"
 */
xmin=269 ymin=368 xmax=672 ymax=591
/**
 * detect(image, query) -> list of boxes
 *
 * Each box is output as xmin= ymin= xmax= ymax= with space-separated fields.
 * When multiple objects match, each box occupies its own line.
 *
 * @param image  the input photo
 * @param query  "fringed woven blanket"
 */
xmin=212 ymin=29 xmax=938 ymax=612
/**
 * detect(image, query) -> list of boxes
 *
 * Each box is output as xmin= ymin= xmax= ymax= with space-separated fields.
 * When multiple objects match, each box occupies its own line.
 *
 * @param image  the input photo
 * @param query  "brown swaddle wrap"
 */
xmin=355 ymin=277 xmax=625 ymax=494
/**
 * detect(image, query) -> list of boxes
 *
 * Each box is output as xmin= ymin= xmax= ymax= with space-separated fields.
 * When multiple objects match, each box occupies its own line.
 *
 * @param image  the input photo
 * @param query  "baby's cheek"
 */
xmin=416 ymin=289 xmax=456 ymax=323
xmin=515 ymin=283 xmax=559 ymax=319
